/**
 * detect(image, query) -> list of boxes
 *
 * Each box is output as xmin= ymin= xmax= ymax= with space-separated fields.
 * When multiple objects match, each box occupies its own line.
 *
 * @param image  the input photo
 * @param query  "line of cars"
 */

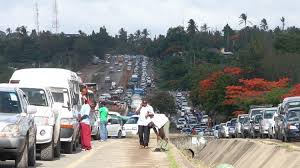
xmin=175 ymin=92 xmax=211 ymax=135
xmin=215 ymin=96 xmax=300 ymax=142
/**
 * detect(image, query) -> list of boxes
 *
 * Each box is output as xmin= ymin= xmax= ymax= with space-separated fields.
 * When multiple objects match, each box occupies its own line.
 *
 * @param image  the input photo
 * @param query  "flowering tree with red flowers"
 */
xmin=224 ymin=78 xmax=289 ymax=108
xmin=282 ymin=84 xmax=300 ymax=98
xmin=199 ymin=67 xmax=242 ymax=115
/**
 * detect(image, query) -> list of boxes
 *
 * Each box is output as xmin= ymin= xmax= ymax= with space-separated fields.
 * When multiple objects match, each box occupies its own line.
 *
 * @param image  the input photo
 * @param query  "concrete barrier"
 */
xmin=171 ymin=136 xmax=300 ymax=168
xmin=196 ymin=139 xmax=300 ymax=168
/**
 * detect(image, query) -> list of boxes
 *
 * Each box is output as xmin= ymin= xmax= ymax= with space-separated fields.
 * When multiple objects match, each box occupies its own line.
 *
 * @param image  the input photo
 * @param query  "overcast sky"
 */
xmin=0 ymin=0 xmax=299 ymax=37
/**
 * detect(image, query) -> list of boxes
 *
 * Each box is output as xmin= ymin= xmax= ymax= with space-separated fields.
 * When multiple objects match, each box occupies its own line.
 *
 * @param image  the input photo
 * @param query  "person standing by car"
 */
xmin=148 ymin=113 xmax=170 ymax=152
xmin=79 ymin=100 xmax=92 ymax=151
xmin=99 ymin=102 xmax=109 ymax=141
xmin=135 ymin=99 xmax=154 ymax=149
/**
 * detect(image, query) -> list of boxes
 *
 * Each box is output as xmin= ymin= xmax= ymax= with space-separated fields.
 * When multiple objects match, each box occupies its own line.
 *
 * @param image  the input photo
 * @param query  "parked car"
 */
xmin=241 ymin=115 xmax=251 ymax=138
xmin=193 ymin=125 xmax=204 ymax=134
xmin=123 ymin=115 xmax=139 ymax=136
xmin=219 ymin=123 xmax=229 ymax=138
xmin=0 ymin=84 xmax=37 ymax=168
xmin=181 ymin=127 xmax=192 ymax=135
xmin=259 ymin=107 xmax=277 ymax=138
xmin=107 ymin=117 xmax=126 ymax=138
xmin=19 ymin=85 xmax=62 ymax=160
xmin=250 ymin=114 xmax=263 ymax=138
xmin=249 ymin=107 xmax=266 ymax=120
xmin=213 ymin=125 xmax=220 ymax=138
xmin=229 ymin=118 xmax=237 ymax=138
xmin=280 ymin=108 xmax=300 ymax=142
xmin=235 ymin=114 xmax=248 ymax=138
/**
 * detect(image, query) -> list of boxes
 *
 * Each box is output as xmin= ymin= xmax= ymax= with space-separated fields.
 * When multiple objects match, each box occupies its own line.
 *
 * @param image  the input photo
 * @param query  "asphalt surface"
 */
xmin=0 ymin=138 xmax=169 ymax=168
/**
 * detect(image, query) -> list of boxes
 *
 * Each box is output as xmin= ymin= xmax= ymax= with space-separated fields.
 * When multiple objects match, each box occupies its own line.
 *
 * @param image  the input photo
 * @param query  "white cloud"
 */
xmin=0 ymin=0 xmax=299 ymax=36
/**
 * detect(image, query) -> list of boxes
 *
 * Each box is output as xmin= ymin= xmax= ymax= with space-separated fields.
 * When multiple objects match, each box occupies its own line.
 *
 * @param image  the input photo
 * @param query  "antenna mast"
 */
xmin=34 ymin=2 xmax=40 ymax=33
xmin=52 ymin=0 xmax=59 ymax=33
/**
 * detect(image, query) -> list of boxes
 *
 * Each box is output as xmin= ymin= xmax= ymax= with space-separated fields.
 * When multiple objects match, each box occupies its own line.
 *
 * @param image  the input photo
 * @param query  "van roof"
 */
xmin=10 ymin=68 xmax=80 ymax=88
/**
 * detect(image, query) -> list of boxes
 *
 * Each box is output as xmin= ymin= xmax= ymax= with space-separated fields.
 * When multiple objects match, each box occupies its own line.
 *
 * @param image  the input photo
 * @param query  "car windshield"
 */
xmin=215 ymin=125 xmax=220 ymax=130
xmin=226 ymin=122 xmax=230 ymax=126
xmin=255 ymin=115 xmax=262 ymax=123
xmin=287 ymin=110 xmax=300 ymax=122
xmin=287 ymin=101 xmax=300 ymax=109
xmin=21 ymin=88 xmax=48 ymax=106
xmin=0 ymin=91 xmax=22 ymax=114
xmin=239 ymin=116 xmax=246 ymax=123
xmin=264 ymin=110 xmax=276 ymax=119
xmin=126 ymin=117 xmax=138 ymax=124
xmin=230 ymin=119 xmax=237 ymax=126
xmin=251 ymin=109 xmax=263 ymax=118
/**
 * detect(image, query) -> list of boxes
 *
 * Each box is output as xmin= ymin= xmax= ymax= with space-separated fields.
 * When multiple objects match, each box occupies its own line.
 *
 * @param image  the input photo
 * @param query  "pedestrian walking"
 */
xmin=79 ymin=100 xmax=92 ymax=151
xmin=148 ymin=113 xmax=170 ymax=152
xmin=99 ymin=102 xmax=108 ymax=141
xmin=135 ymin=99 xmax=154 ymax=149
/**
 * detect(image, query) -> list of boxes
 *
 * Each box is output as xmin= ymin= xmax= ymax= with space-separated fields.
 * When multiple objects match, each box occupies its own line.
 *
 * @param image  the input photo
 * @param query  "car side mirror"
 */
xmin=27 ymin=105 xmax=37 ymax=114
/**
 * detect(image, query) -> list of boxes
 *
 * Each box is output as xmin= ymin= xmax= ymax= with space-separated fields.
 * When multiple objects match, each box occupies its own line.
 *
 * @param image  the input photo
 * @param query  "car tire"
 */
xmin=64 ymin=142 xmax=73 ymax=154
xmin=41 ymin=141 xmax=54 ymax=161
xmin=28 ymin=136 xmax=36 ymax=166
xmin=15 ymin=138 xmax=28 ymax=168
xmin=117 ymin=130 xmax=122 ymax=139
xmin=54 ymin=138 xmax=61 ymax=158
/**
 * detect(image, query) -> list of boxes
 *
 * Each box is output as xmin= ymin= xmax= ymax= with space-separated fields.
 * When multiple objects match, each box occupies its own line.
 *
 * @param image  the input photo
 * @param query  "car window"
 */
xmin=286 ymin=101 xmax=300 ymax=109
xmin=125 ymin=117 xmax=138 ymax=124
xmin=251 ymin=109 xmax=263 ymax=118
xmin=21 ymin=88 xmax=48 ymax=106
xmin=263 ymin=110 xmax=276 ymax=119
xmin=255 ymin=115 xmax=262 ymax=123
xmin=287 ymin=109 xmax=300 ymax=122
xmin=0 ymin=91 xmax=22 ymax=114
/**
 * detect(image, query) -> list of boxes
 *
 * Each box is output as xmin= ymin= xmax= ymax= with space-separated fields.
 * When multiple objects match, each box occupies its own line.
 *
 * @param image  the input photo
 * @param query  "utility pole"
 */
xmin=52 ymin=0 xmax=59 ymax=34
xmin=34 ymin=2 xmax=40 ymax=33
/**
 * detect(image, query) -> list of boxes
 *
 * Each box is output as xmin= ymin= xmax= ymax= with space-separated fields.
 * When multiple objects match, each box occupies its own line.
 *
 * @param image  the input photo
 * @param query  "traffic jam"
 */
xmin=0 ymin=55 xmax=153 ymax=168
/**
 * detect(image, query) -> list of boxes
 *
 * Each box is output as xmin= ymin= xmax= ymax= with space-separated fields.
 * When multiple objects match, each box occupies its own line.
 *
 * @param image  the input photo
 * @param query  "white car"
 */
xmin=19 ymin=85 xmax=62 ymax=160
xmin=123 ymin=115 xmax=139 ymax=136
xmin=107 ymin=117 xmax=126 ymax=138
xmin=259 ymin=107 xmax=278 ymax=138
xmin=213 ymin=125 xmax=220 ymax=138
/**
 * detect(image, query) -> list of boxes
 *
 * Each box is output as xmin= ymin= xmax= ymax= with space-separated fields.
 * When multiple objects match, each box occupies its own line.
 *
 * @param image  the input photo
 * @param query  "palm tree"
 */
xmin=6 ymin=28 xmax=11 ymax=34
xmin=201 ymin=23 xmax=209 ymax=32
xmin=239 ymin=13 xmax=253 ymax=28
xmin=280 ymin=17 xmax=285 ymax=30
xmin=260 ymin=18 xmax=268 ymax=30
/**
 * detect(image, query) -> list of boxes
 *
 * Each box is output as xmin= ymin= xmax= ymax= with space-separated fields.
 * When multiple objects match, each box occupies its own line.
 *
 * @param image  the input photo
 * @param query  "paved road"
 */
xmin=0 ymin=138 xmax=169 ymax=168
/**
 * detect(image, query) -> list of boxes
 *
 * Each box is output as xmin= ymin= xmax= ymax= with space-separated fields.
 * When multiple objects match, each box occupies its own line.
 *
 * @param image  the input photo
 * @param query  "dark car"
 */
xmin=250 ymin=114 xmax=263 ymax=138
xmin=181 ymin=128 xmax=192 ymax=135
xmin=281 ymin=108 xmax=300 ymax=142
xmin=228 ymin=118 xmax=237 ymax=138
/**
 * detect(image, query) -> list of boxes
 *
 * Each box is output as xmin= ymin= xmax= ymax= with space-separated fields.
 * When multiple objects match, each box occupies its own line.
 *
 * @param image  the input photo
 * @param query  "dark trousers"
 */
xmin=138 ymin=125 xmax=150 ymax=146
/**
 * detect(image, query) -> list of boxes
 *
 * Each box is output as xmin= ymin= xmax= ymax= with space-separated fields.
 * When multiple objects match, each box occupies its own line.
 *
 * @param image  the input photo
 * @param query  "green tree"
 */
xmin=281 ymin=17 xmax=286 ymax=30
xmin=187 ymin=19 xmax=198 ymax=35
xmin=260 ymin=18 xmax=268 ymax=31
xmin=149 ymin=91 xmax=176 ymax=114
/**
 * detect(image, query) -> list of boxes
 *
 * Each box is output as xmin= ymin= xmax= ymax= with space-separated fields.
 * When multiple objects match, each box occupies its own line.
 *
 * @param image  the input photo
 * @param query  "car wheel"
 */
xmin=41 ymin=141 xmax=54 ymax=161
xmin=28 ymin=136 xmax=36 ymax=166
xmin=15 ymin=138 xmax=28 ymax=168
xmin=117 ymin=130 xmax=122 ymax=139
xmin=54 ymin=138 xmax=61 ymax=158
xmin=64 ymin=141 xmax=73 ymax=154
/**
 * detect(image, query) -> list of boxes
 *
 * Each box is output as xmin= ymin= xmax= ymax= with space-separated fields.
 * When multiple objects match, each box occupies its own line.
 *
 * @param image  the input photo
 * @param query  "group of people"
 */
xmin=79 ymin=98 xmax=109 ymax=151
xmin=79 ymin=88 xmax=170 ymax=152
xmin=135 ymin=99 xmax=170 ymax=152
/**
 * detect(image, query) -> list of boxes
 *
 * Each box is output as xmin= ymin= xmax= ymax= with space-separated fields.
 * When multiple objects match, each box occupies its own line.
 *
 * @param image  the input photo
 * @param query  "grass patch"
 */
xmin=167 ymin=145 xmax=180 ymax=168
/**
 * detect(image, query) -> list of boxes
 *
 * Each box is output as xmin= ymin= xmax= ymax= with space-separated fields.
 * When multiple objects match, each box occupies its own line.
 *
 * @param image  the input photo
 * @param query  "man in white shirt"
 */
xmin=135 ymin=99 xmax=154 ymax=149
xmin=148 ymin=113 xmax=170 ymax=152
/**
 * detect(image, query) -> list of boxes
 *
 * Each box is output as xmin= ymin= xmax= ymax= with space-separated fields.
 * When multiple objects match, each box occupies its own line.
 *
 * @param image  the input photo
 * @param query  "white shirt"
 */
xmin=137 ymin=105 xmax=154 ymax=126
xmin=151 ymin=114 xmax=169 ymax=129
xmin=80 ymin=104 xmax=91 ymax=125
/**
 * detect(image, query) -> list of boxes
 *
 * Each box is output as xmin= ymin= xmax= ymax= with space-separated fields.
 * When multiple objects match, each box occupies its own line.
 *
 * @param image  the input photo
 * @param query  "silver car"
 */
xmin=0 ymin=85 xmax=37 ymax=168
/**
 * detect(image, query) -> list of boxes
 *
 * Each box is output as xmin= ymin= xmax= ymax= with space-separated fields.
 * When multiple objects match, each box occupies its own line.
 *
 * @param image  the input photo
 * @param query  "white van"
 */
xmin=18 ymin=84 xmax=62 ymax=160
xmin=10 ymin=68 xmax=82 ymax=154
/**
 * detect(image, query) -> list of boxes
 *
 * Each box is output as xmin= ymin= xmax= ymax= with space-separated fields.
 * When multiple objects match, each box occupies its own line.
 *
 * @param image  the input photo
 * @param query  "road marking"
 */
xmin=65 ymin=141 xmax=115 ymax=168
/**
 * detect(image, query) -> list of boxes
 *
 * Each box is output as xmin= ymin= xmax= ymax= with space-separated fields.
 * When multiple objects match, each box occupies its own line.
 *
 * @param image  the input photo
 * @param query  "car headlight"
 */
xmin=0 ymin=124 xmax=21 ymax=137
xmin=34 ymin=117 xmax=49 ymax=126
xmin=60 ymin=118 xmax=77 ymax=128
